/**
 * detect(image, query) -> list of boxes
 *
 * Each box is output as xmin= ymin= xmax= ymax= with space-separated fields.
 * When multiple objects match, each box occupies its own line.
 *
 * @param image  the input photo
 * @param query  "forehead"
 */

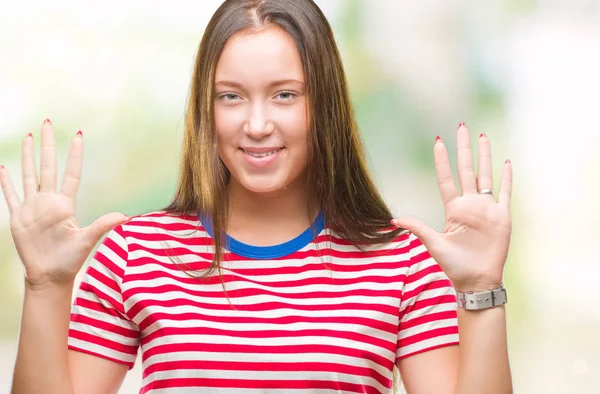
xmin=215 ymin=25 xmax=305 ymax=85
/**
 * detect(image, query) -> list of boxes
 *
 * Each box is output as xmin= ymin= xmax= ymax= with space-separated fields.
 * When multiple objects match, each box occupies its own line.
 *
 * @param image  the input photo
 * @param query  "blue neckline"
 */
xmin=198 ymin=211 xmax=325 ymax=259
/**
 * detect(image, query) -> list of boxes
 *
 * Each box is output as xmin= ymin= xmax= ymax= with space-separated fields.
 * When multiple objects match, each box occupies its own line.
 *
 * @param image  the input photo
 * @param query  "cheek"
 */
xmin=276 ymin=106 xmax=310 ymax=142
xmin=215 ymin=112 xmax=248 ymax=164
xmin=214 ymin=109 xmax=239 ymax=145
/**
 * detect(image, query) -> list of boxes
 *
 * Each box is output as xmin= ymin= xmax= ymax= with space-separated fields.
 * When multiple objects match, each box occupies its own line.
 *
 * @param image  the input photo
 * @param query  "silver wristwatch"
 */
xmin=456 ymin=285 xmax=507 ymax=310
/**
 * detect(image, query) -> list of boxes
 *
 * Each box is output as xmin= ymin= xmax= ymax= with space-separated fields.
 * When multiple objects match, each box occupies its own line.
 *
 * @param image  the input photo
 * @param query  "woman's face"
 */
xmin=213 ymin=25 xmax=309 ymax=195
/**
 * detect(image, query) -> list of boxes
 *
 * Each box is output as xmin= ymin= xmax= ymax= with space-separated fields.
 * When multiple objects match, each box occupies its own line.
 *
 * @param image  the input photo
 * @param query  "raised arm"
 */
xmin=392 ymin=123 xmax=513 ymax=393
xmin=1 ymin=119 xmax=131 ymax=394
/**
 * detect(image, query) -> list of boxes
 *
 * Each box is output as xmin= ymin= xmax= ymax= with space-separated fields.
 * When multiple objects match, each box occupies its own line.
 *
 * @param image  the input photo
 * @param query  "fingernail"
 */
xmin=27 ymin=133 xmax=32 ymax=138
xmin=479 ymin=133 xmax=486 ymax=138
xmin=76 ymin=130 xmax=83 ymax=137
xmin=458 ymin=122 xmax=465 ymax=128
xmin=435 ymin=135 xmax=443 ymax=143
xmin=505 ymin=158 xmax=511 ymax=164
xmin=0 ymin=165 xmax=4 ymax=170
xmin=43 ymin=118 xmax=51 ymax=125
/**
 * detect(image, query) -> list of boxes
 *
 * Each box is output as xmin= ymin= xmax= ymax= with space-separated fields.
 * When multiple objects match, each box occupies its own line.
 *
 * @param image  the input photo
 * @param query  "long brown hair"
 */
xmin=165 ymin=0 xmax=405 ymax=252
xmin=164 ymin=0 xmax=405 ymax=386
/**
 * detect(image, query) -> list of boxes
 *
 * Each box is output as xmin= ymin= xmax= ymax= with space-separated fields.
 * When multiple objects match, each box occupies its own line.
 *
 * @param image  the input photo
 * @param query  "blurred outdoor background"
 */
xmin=0 ymin=0 xmax=599 ymax=393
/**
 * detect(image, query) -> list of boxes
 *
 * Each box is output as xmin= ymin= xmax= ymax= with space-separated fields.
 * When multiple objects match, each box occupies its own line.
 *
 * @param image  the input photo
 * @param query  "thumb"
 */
xmin=83 ymin=212 xmax=131 ymax=246
xmin=392 ymin=216 xmax=437 ymax=245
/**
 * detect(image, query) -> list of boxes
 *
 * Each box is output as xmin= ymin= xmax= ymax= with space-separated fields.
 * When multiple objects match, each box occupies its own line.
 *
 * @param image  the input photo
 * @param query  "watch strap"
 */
xmin=456 ymin=285 xmax=507 ymax=310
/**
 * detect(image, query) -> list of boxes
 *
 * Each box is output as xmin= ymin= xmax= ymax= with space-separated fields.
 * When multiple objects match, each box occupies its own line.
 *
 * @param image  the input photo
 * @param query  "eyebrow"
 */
xmin=214 ymin=79 xmax=305 ymax=88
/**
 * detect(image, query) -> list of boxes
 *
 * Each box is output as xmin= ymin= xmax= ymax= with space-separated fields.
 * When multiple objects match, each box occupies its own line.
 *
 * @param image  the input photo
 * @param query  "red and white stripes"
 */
xmin=69 ymin=211 xmax=458 ymax=393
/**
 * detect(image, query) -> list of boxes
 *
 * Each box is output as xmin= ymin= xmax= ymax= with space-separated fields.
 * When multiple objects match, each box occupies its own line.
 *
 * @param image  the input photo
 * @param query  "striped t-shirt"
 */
xmin=68 ymin=211 xmax=459 ymax=394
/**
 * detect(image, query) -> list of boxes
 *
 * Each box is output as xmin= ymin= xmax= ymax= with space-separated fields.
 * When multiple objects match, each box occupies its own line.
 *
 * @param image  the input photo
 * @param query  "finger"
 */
xmin=434 ymin=136 xmax=459 ymax=205
xmin=391 ymin=216 xmax=438 ymax=247
xmin=60 ymin=131 xmax=83 ymax=199
xmin=476 ymin=133 xmax=494 ymax=197
xmin=82 ymin=212 xmax=131 ymax=248
xmin=22 ymin=130 xmax=39 ymax=200
xmin=498 ymin=159 xmax=512 ymax=210
xmin=456 ymin=123 xmax=477 ymax=195
xmin=0 ymin=166 xmax=22 ymax=213
xmin=39 ymin=120 xmax=57 ymax=193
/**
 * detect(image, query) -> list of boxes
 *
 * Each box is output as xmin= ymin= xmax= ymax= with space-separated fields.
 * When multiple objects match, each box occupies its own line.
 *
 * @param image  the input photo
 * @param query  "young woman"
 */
xmin=2 ymin=0 xmax=513 ymax=393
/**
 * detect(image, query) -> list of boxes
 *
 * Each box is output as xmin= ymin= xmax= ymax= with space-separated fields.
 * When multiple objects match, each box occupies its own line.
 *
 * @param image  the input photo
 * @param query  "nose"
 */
xmin=243 ymin=102 xmax=274 ymax=138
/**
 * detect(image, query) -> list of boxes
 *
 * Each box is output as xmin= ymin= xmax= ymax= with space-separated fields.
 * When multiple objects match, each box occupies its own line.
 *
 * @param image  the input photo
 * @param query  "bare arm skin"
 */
xmin=392 ymin=124 xmax=514 ymax=393
xmin=1 ymin=120 xmax=130 ymax=394
xmin=399 ymin=306 xmax=511 ymax=394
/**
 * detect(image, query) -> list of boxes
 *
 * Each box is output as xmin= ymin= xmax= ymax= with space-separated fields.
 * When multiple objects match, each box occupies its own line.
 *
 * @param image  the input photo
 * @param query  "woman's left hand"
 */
xmin=392 ymin=123 xmax=513 ymax=292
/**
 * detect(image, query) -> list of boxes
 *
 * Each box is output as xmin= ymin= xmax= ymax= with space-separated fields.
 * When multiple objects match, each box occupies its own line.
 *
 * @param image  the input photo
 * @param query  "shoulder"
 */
xmin=324 ymin=226 xmax=419 ymax=261
xmin=118 ymin=210 xmax=201 ymax=235
xmin=105 ymin=211 xmax=205 ymax=257
xmin=103 ymin=211 xmax=205 ymax=275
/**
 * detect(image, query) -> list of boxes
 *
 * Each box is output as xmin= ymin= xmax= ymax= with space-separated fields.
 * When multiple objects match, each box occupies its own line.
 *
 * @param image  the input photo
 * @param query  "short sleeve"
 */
xmin=68 ymin=225 xmax=140 ymax=369
xmin=395 ymin=234 xmax=459 ymax=362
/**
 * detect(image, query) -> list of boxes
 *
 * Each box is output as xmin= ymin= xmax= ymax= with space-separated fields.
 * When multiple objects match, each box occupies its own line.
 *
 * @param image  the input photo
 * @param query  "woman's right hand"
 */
xmin=0 ymin=119 xmax=130 ymax=290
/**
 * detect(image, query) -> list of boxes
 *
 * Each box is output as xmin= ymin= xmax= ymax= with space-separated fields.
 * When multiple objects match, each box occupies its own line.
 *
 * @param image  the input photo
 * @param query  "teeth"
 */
xmin=244 ymin=149 xmax=281 ymax=157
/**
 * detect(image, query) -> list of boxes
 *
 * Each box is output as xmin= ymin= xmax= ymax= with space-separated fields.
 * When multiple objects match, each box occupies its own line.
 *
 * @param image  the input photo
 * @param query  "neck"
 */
xmin=225 ymin=176 xmax=320 ymax=246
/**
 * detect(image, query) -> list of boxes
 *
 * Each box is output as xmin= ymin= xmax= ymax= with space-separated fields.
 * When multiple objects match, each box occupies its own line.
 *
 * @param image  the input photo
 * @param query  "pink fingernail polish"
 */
xmin=43 ymin=118 xmax=51 ymax=125
xmin=458 ymin=122 xmax=465 ymax=128
xmin=435 ymin=135 xmax=442 ymax=143
xmin=76 ymin=130 xmax=83 ymax=137
xmin=480 ymin=133 xmax=486 ymax=138
xmin=505 ymin=158 xmax=511 ymax=164
xmin=27 ymin=133 xmax=32 ymax=138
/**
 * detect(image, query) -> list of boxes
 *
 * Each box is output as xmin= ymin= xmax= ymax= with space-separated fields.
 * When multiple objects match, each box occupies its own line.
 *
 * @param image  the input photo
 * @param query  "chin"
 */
xmin=232 ymin=174 xmax=288 ymax=193
xmin=238 ymin=176 xmax=288 ymax=194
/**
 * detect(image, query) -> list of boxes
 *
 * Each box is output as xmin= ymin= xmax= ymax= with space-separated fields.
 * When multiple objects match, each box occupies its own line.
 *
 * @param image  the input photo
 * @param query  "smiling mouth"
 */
xmin=241 ymin=148 xmax=284 ymax=157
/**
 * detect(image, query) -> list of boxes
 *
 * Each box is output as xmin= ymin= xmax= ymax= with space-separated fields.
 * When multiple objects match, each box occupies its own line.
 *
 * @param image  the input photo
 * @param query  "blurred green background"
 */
xmin=1 ymin=0 xmax=599 ymax=393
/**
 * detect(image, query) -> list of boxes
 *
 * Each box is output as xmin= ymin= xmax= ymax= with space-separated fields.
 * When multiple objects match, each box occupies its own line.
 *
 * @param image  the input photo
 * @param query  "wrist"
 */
xmin=456 ymin=284 xmax=507 ymax=310
xmin=453 ymin=281 xmax=503 ymax=293
xmin=24 ymin=277 xmax=75 ymax=294
xmin=451 ymin=273 xmax=503 ymax=293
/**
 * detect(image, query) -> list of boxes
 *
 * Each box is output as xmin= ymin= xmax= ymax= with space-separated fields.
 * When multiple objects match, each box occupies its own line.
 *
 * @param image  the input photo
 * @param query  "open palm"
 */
xmin=393 ymin=124 xmax=513 ymax=292
xmin=0 ymin=120 xmax=128 ymax=288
